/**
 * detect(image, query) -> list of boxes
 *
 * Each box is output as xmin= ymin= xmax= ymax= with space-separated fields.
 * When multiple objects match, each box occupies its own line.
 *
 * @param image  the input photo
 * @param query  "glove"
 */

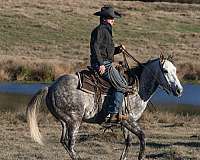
xmin=99 ymin=65 xmax=106 ymax=75
xmin=120 ymin=45 xmax=126 ymax=50
xmin=115 ymin=45 xmax=126 ymax=54
xmin=119 ymin=44 xmax=126 ymax=53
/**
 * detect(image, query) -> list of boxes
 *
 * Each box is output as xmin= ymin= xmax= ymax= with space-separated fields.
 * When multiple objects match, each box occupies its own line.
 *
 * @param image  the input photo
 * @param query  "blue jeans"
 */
xmin=92 ymin=61 xmax=124 ymax=114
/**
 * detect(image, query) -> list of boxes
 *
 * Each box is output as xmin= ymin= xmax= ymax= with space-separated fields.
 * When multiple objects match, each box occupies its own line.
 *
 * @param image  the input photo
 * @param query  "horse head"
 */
xmin=158 ymin=54 xmax=183 ymax=97
xmin=128 ymin=54 xmax=183 ymax=101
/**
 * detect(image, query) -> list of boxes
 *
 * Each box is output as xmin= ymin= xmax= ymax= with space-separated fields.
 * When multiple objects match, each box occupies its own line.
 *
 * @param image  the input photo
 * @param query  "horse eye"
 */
xmin=163 ymin=69 xmax=168 ymax=74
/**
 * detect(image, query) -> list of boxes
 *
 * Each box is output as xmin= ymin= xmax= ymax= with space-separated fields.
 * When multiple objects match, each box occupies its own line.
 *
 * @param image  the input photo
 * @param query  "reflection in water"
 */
xmin=154 ymin=104 xmax=200 ymax=115
xmin=0 ymin=92 xmax=31 ymax=112
xmin=0 ymin=82 xmax=48 ymax=112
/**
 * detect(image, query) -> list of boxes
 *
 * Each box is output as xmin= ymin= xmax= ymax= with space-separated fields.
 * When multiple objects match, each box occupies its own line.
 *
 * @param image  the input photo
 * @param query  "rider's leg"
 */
xmin=107 ymin=90 xmax=128 ymax=122
xmin=93 ymin=61 xmax=128 ymax=122
xmin=107 ymin=89 xmax=124 ymax=114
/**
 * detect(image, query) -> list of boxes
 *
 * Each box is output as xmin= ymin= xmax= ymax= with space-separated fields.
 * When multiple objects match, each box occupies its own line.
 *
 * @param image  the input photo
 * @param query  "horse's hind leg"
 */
xmin=60 ymin=120 xmax=81 ymax=160
xmin=60 ymin=120 xmax=69 ymax=152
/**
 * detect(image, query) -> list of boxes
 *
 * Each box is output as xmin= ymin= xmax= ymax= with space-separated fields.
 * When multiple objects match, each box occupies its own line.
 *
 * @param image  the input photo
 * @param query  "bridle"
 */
xmin=158 ymin=60 xmax=172 ymax=95
xmin=121 ymin=48 xmax=173 ymax=95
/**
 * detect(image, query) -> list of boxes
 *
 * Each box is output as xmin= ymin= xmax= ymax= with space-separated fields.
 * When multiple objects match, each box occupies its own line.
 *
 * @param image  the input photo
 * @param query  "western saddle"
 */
xmin=77 ymin=66 xmax=112 ymax=95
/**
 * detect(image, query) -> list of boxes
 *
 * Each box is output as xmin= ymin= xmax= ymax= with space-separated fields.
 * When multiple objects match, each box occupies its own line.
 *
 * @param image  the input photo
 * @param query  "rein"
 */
xmin=121 ymin=48 xmax=142 ymax=66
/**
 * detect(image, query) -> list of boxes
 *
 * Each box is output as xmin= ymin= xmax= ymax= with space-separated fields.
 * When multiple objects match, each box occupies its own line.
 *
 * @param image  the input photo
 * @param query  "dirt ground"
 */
xmin=1 ymin=111 xmax=200 ymax=160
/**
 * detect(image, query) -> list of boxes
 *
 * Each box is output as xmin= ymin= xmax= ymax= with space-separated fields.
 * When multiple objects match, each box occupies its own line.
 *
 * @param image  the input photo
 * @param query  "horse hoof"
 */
xmin=138 ymin=155 xmax=145 ymax=160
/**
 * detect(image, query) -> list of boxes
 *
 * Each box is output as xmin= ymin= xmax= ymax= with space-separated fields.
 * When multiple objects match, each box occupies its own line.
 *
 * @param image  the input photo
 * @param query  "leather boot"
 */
xmin=107 ymin=113 xmax=128 ymax=123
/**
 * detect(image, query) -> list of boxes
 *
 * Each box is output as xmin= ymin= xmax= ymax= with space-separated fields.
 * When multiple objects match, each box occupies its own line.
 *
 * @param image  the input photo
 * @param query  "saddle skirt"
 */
xmin=76 ymin=68 xmax=112 ymax=95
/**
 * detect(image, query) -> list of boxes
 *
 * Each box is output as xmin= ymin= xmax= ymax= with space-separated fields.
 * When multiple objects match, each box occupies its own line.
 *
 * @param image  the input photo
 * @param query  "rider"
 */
xmin=90 ymin=5 xmax=128 ymax=123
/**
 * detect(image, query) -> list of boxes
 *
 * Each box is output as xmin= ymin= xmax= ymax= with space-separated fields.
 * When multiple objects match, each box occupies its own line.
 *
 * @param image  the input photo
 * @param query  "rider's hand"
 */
xmin=121 ymin=44 xmax=125 ymax=50
xmin=119 ymin=44 xmax=125 ymax=53
xmin=99 ymin=65 xmax=106 ymax=75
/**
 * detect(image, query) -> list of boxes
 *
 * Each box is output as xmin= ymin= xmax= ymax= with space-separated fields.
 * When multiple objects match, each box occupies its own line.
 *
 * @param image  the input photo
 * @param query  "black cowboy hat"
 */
xmin=94 ymin=6 xmax=121 ymax=18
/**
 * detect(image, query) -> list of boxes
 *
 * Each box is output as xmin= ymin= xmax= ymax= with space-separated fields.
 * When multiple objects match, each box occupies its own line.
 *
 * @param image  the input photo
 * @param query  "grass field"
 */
xmin=1 ymin=110 xmax=200 ymax=160
xmin=0 ymin=0 xmax=200 ymax=81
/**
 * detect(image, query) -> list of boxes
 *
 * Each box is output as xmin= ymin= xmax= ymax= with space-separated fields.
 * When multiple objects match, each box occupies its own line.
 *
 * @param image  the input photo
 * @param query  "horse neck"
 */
xmin=138 ymin=61 xmax=159 ymax=102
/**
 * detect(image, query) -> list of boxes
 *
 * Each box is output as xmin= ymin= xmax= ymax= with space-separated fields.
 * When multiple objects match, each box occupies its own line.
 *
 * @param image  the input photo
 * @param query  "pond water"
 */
xmin=151 ymin=83 xmax=200 ymax=114
xmin=0 ymin=82 xmax=199 ymax=113
xmin=151 ymin=83 xmax=200 ymax=107
xmin=0 ymin=82 xmax=48 ymax=112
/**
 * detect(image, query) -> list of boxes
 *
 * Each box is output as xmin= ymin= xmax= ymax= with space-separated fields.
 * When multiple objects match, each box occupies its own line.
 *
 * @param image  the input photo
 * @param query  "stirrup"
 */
xmin=100 ymin=123 xmax=121 ymax=133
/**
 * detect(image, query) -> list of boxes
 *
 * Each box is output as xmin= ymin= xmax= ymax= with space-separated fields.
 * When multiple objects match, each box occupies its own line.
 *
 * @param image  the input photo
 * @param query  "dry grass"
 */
xmin=141 ymin=110 xmax=200 ymax=124
xmin=0 ymin=55 xmax=87 ymax=81
xmin=0 ymin=0 xmax=200 ymax=82
xmin=177 ymin=62 xmax=200 ymax=82
xmin=2 ymin=110 xmax=200 ymax=159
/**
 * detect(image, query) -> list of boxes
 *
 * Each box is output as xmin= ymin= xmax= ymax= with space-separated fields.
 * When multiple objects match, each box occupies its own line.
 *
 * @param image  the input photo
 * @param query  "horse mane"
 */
xmin=128 ymin=58 xmax=160 ymax=79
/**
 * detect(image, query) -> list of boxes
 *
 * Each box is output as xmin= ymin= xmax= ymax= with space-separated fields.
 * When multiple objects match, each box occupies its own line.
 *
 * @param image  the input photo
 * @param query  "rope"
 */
xmin=108 ymin=65 xmax=132 ymax=93
xmin=106 ymin=48 xmax=142 ymax=94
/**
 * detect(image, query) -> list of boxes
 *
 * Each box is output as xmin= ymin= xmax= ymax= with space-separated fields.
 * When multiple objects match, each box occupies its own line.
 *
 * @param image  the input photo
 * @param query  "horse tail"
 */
xmin=26 ymin=86 xmax=49 ymax=145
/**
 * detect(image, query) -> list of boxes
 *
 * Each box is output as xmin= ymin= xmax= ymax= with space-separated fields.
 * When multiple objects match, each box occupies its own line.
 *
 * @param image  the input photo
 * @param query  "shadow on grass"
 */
xmin=78 ymin=133 xmax=99 ymax=143
xmin=146 ymin=152 xmax=174 ymax=159
xmin=147 ymin=142 xmax=171 ymax=148
xmin=146 ymin=141 xmax=200 ymax=148
xmin=125 ymin=141 xmax=200 ymax=148
xmin=174 ymin=141 xmax=200 ymax=148
xmin=145 ymin=151 xmax=194 ymax=160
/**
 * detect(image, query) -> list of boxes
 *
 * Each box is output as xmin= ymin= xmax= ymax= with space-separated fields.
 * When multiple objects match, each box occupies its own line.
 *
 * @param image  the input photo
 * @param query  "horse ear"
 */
xmin=167 ymin=54 xmax=174 ymax=63
xmin=160 ymin=54 xmax=165 ymax=64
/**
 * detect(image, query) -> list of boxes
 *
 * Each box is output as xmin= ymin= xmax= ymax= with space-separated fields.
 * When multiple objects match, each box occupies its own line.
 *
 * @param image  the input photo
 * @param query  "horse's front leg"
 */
xmin=120 ymin=128 xmax=131 ymax=160
xmin=121 ymin=118 xmax=145 ymax=160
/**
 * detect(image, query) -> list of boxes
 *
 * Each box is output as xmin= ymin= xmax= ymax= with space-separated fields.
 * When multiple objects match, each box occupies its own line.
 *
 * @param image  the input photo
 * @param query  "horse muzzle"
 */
xmin=172 ymin=85 xmax=183 ymax=97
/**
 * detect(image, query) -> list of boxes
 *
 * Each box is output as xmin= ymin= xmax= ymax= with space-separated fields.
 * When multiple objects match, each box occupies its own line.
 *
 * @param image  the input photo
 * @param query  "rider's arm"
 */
xmin=92 ymin=29 xmax=105 ymax=66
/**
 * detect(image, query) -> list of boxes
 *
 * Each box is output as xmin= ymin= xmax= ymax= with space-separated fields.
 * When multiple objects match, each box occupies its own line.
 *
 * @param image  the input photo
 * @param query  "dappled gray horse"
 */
xmin=27 ymin=56 xmax=183 ymax=160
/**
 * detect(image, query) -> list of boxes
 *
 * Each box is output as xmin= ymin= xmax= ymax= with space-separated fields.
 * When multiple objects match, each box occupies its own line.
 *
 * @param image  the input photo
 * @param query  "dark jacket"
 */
xmin=90 ymin=23 xmax=121 ymax=66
